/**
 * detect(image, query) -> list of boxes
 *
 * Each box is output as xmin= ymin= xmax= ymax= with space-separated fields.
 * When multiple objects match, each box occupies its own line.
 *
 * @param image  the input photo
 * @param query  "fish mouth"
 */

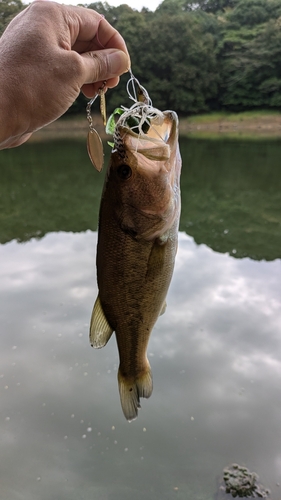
xmin=113 ymin=108 xmax=181 ymax=241
xmin=116 ymin=109 xmax=178 ymax=166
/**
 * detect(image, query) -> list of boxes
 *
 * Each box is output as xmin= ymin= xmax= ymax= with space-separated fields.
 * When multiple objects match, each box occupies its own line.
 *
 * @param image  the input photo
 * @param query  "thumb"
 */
xmin=80 ymin=48 xmax=130 ymax=85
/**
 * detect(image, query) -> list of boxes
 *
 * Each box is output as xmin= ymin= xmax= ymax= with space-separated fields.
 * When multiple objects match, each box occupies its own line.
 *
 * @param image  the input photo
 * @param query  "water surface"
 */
xmin=0 ymin=136 xmax=280 ymax=500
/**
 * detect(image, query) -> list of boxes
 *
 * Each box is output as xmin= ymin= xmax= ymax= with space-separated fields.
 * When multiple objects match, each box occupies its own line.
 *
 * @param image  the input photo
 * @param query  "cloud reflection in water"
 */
xmin=0 ymin=231 xmax=280 ymax=499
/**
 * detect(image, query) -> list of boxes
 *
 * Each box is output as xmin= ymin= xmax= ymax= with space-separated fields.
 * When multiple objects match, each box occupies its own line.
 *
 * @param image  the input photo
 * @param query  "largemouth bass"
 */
xmin=90 ymin=103 xmax=182 ymax=421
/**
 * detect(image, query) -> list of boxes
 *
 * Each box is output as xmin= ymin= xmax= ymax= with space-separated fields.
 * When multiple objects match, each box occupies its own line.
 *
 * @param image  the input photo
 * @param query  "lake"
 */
xmin=0 ymin=134 xmax=280 ymax=500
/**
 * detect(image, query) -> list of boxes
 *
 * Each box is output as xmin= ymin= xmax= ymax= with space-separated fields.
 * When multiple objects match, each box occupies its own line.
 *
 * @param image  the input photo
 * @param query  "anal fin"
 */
xmin=159 ymin=300 xmax=167 ymax=316
xmin=89 ymin=294 xmax=113 ymax=348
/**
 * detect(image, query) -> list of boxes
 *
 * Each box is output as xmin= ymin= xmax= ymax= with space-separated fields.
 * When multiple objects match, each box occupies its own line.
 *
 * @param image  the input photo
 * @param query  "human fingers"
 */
xmin=60 ymin=4 xmax=129 ymax=56
xmin=93 ymin=17 xmax=129 ymax=54
xmin=0 ymin=133 xmax=33 ymax=150
xmin=78 ymin=47 xmax=129 ymax=87
xmin=81 ymin=77 xmax=120 ymax=98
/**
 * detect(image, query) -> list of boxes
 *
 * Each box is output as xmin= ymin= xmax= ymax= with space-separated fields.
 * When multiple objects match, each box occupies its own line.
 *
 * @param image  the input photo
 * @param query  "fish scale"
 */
xmin=90 ymin=107 xmax=181 ymax=421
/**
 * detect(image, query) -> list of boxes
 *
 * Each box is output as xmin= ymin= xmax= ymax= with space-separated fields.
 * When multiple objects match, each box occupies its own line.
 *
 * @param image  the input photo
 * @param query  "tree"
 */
xmin=226 ymin=0 xmax=271 ymax=27
xmin=87 ymin=2 xmax=138 ymax=26
xmin=137 ymin=11 xmax=220 ymax=113
xmin=97 ymin=4 xmax=221 ymax=114
xmin=201 ymin=0 xmax=239 ymax=13
xmin=4 ymin=0 xmax=281 ymax=116
xmin=218 ymin=0 xmax=281 ymax=109
xmin=0 ymin=0 xmax=24 ymax=35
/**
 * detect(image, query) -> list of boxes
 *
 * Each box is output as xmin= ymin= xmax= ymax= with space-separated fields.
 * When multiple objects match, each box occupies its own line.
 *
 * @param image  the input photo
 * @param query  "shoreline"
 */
xmin=30 ymin=112 xmax=281 ymax=142
xmin=180 ymin=111 xmax=281 ymax=138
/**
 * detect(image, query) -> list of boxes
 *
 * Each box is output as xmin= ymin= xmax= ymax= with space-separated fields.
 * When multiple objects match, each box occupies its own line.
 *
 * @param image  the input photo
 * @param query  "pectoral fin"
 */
xmin=89 ymin=295 xmax=113 ymax=348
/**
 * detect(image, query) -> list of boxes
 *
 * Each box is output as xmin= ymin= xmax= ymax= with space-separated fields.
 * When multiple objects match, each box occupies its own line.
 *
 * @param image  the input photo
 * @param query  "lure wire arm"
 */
xmin=86 ymin=81 xmax=107 ymax=131
xmin=86 ymin=94 xmax=99 ymax=133
xmin=127 ymin=69 xmax=152 ymax=106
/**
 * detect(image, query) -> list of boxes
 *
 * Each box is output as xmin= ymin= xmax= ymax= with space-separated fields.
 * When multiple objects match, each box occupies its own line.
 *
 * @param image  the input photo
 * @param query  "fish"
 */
xmin=90 ymin=104 xmax=182 ymax=421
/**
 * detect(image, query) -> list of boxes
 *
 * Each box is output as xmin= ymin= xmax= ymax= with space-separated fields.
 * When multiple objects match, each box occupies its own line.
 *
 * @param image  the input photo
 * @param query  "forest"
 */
xmin=2 ymin=0 xmax=281 ymax=115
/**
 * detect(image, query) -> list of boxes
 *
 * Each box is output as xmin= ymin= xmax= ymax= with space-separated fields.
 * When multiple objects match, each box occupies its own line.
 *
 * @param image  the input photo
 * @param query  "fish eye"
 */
xmin=117 ymin=164 xmax=132 ymax=180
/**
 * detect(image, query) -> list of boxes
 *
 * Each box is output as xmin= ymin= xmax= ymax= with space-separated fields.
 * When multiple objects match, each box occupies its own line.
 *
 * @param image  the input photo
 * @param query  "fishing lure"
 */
xmin=86 ymin=71 xmax=159 ymax=171
xmin=86 ymin=82 xmax=107 ymax=172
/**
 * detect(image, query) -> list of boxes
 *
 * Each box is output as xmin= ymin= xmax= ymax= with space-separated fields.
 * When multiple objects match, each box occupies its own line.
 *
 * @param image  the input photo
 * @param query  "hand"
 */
xmin=0 ymin=0 xmax=130 ymax=148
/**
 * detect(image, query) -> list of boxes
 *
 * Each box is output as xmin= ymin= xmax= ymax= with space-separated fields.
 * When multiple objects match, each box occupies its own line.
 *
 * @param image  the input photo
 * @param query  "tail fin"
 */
xmin=118 ymin=365 xmax=153 ymax=422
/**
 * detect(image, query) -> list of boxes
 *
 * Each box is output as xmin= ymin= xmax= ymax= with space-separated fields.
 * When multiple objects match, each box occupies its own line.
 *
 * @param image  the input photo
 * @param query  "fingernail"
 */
xmin=108 ymin=50 xmax=130 ymax=76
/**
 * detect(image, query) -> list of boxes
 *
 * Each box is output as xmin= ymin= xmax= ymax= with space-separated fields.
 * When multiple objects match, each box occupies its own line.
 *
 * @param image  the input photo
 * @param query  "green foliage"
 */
xmin=218 ymin=1 xmax=281 ymax=109
xmin=2 ymin=0 xmax=281 ymax=114
xmin=0 ymin=0 xmax=24 ymax=35
xmin=155 ymin=0 xmax=194 ymax=14
xmin=87 ymin=3 xmax=220 ymax=115
xmin=142 ymin=12 xmax=219 ymax=113
xmin=86 ymin=0 xmax=281 ymax=114
xmin=226 ymin=0 xmax=271 ymax=27
xmin=201 ymin=0 xmax=239 ymax=13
